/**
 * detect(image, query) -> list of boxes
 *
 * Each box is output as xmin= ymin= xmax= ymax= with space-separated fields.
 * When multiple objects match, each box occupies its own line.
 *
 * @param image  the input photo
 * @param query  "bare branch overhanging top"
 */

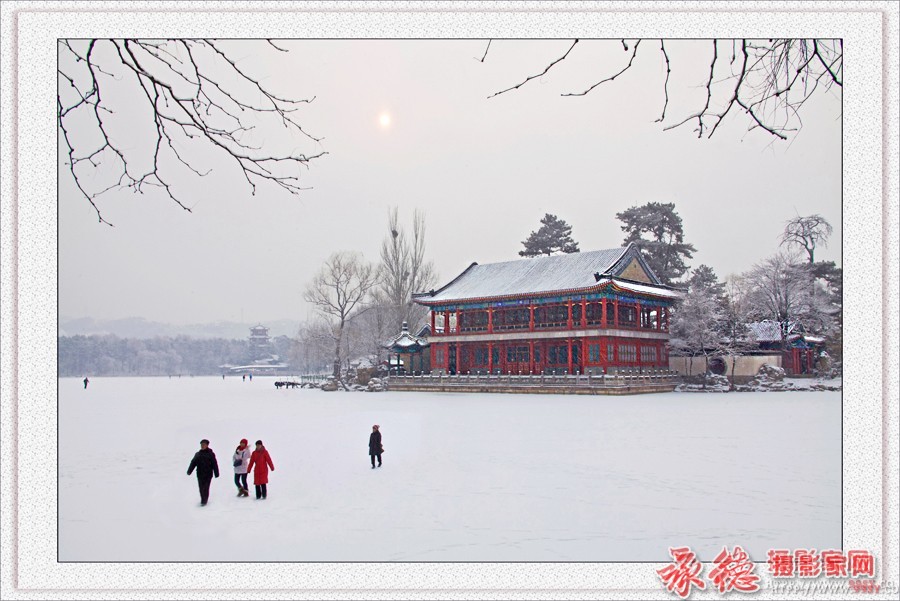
xmin=58 ymin=39 xmax=326 ymax=226
xmin=484 ymin=38 xmax=842 ymax=141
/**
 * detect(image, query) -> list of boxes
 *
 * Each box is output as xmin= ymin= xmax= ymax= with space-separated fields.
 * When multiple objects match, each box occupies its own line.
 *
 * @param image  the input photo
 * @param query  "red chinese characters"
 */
xmin=767 ymin=548 xmax=877 ymax=580
xmin=848 ymin=550 xmax=875 ymax=578
xmin=795 ymin=549 xmax=822 ymax=578
xmin=821 ymin=549 xmax=848 ymax=578
xmin=708 ymin=546 xmax=760 ymax=593
xmin=658 ymin=546 xmax=706 ymax=599
xmin=767 ymin=549 xmax=795 ymax=577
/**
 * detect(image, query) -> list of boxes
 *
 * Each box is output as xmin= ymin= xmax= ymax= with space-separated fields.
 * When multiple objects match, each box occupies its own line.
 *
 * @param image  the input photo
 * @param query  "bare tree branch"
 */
xmin=477 ymin=39 xmax=491 ymax=63
xmin=58 ymin=38 xmax=326 ymax=225
xmin=482 ymin=38 xmax=841 ymax=141
xmin=563 ymin=40 xmax=641 ymax=97
xmin=488 ymin=40 xmax=579 ymax=99
xmin=654 ymin=40 xmax=671 ymax=123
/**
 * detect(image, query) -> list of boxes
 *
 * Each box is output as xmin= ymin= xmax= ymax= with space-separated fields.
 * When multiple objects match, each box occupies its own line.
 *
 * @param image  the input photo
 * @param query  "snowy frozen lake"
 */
xmin=59 ymin=376 xmax=841 ymax=562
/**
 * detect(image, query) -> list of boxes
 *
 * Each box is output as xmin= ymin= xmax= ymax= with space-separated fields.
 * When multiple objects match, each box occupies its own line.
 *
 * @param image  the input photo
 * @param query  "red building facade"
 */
xmin=414 ymin=245 xmax=679 ymax=375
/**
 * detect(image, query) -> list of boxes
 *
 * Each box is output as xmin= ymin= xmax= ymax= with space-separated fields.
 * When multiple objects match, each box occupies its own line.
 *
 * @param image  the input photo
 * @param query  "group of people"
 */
xmin=186 ymin=425 xmax=385 ymax=505
xmin=186 ymin=438 xmax=274 ymax=506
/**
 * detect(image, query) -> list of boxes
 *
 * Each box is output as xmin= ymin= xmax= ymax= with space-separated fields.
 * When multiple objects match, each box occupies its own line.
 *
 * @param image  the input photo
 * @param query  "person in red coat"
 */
xmin=246 ymin=440 xmax=275 ymax=499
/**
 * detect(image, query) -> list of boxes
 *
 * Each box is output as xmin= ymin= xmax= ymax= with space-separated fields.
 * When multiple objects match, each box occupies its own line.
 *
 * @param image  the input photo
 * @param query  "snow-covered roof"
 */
xmin=415 ymin=246 xmax=673 ymax=304
xmin=604 ymin=278 xmax=681 ymax=300
xmin=746 ymin=321 xmax=789 ymax=342
xmin=746 ymin=320 xmax=825 ymax=345
xmin=383 ymin=322 xmax=429 ymax=351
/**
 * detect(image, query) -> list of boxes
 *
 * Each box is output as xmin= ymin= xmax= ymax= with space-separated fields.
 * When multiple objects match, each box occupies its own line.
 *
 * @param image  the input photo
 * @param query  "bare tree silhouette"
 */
xmin=484 ymin=39 xmax=842 ymax=140
xmin=58 ymin=39 xmax=325 ymax=225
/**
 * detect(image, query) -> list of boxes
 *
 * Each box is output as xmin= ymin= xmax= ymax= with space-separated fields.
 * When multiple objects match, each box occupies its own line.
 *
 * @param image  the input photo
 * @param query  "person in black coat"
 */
xmin=368 ymin=424 xmax=383 ymax=469
xmin=187 ymin=439 xmax=220 ymax=506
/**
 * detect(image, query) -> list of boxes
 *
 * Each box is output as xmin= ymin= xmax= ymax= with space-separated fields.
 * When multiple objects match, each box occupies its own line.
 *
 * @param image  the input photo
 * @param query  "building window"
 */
xmin=588 ymin=343 xmax=600 ymax=362
xmin=619 ymin=305 xmax=637 ymax=327
xmin=607 ymin=344 xmax=615 ymax=362
xmin=548 ymin=345 xmax=569 ymax=364
xmin=474 ymin=347 xmax=489 ymax=365
xmin=533 ymin=346 xmax=541 ymax=363
xmin=535 ymin=305 xmax=568 ymax=328
xmin=461 ymin=310 xmax=489 ymax=332
xmin=435 ymin=348 xmax=445 ymax=365
xmin=640 ymin=346 xmax=658 ymax=363
xmin=618 ymin=344 xmax=637 ymax=362
xmin=586 ymin=302 xmax=602 ymax=324
xmin=506 ymin=345 xmax=529 ymax=362
xmin=492 ymin=346 xmax=500 ymax=365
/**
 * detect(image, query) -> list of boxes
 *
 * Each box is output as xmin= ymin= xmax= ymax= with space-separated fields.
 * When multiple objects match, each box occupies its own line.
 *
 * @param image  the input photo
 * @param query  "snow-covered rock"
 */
xmin=757 ymin=364 xmax=785 ymax=382
xmin=320 ymin=377 xmax=339 ymax=392
xmin=366 ymin=377 xmax=385 ymax=392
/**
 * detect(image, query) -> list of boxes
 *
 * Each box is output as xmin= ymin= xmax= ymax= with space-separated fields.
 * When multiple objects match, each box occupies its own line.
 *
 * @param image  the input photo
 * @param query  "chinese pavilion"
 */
xmin=413 ymin=244 xmax=680 ymax=376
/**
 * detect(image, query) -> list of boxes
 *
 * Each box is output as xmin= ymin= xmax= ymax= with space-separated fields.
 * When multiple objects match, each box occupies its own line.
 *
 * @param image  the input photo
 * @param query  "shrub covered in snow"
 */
xmin=366 ymin=378 xmax=386 ymax=392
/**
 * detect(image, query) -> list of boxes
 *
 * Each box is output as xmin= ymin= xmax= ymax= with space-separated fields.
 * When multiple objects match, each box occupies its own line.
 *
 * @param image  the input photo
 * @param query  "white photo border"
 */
xmin=1 ymin=1 xmax=897 ymax=599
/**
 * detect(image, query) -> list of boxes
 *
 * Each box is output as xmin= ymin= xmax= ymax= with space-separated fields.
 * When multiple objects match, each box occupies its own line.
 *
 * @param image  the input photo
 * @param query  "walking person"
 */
xmin=187 ymin=439 xmax=220 ymax=506
xmin=232 ymin=438 xmax=251 ymax=497
xmin=83 ymin=377 xmax=89 ymax=389
xmin=247 ymin=440 xmax=274 ymax=499
xmin=368 ymin=424 xmax=383 ymax=469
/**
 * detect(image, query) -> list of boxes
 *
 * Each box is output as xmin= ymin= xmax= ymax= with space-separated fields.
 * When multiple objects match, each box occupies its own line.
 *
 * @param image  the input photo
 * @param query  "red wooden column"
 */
xmin=529 ymin=303 xmax=535 ymax=331
xmin=601 ymin=298 xmax=607 ymax=328
xmin=488 ymin=342 xmax=493 ymax=374
xmin=487 ymin=308 xmax=493 ymax=333
xmin=431 ymin=311 xmax=436 ymax=335
xmin=567 ymin=299 xmax=573 ymax=329
xmin=567 ymin=338 xmax=573 ymax=374
xmin=636 ymin=301 xmax=642 ymax=328
xmin=614 ymin=299 xmax=619 ymax=328
xmin=656 ymin=306 xmax=661 ymax=331
xmin=529 ymin=341 xmax=535 ymax=374
xmin=581 ymin=338 xmax=587 ymax=374
xmin=455 ymin=344 xmax=461 ymax=373
xmin=443 ymin=311 xmax=450 ymax=335
xmin=581 ymin=298 xmax=587 ymax=328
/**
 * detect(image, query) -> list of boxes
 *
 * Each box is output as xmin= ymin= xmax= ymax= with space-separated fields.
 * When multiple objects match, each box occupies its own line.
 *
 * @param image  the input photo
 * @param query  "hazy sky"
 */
xmin=59 ymin=39 xmax=842 ymax=327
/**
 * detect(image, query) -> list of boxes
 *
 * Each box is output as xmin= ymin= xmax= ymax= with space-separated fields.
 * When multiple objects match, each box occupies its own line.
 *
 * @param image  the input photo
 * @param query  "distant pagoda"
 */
xmin=248 ymin=324 xmax=273 ymax=361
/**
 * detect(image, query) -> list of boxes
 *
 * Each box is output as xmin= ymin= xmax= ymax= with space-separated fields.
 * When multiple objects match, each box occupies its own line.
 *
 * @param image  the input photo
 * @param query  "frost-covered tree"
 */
xmin=303 ymin=252 xmax=378 ymax=388
xmin=378 ymin=207 xmax=437 ymax=332
xmin=720 ymin=276 xmax=757 ymax=388
xmin=291 ymin=320 xmax=334 ymax=375
xmin=743 ymin=252 xmax=834 ymax=350
xmin=616 ymin=202 xmax=696 ymax=285
xmin=780 ymin=214 xmax=834 ymax=264
xmin=687 ymin=264 xmax=726 ymax=299
xmin=808 ymin=260 xmax=843 ymax=366
xmin=519 ymin=213 xmax=580 ymax=257
xmin=669 ymin=283 xmax=725 ymax=378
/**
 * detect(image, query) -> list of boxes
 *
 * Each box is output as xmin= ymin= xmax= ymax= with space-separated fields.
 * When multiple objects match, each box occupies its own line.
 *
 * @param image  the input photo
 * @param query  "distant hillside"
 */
xmin=59 ymin=316 xmax=301 ymax=340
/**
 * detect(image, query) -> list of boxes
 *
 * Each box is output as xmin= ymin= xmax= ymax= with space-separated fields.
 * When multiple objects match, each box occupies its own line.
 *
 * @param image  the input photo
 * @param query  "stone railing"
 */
xmin=386 ymin=369 xmax=680 ymax=395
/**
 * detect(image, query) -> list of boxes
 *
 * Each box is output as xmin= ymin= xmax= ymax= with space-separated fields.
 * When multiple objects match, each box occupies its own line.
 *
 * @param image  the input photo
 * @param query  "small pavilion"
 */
xmin=383 ymin=322 xmax=430 ymax=375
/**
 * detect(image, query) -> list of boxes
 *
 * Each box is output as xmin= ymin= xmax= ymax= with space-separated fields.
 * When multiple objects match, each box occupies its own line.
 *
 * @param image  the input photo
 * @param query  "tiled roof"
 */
xmin=416 ymin=246 xmax=672 ymax=304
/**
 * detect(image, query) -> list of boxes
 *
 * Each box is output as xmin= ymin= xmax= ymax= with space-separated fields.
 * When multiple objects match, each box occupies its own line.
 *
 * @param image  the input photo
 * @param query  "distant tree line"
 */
xmin=58 ymin=334 xmax=296 ymax=377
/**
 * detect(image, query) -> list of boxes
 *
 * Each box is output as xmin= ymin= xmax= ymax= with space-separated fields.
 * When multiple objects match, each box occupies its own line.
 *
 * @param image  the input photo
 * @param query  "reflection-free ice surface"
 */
xmin=59 ymin=377 xmax=840 ymax=562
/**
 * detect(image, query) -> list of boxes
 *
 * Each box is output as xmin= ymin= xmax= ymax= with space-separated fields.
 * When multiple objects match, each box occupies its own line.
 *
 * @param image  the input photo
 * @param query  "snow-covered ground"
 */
xmin=59 ymin=376 xmax=840 ymax=562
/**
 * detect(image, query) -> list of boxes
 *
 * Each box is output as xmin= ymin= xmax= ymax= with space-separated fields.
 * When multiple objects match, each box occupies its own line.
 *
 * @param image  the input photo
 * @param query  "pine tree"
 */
xmin=616 ymin=202 xmax=696 ymax=285
xmin=519 ymin=214 xmax=580 ymax=257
